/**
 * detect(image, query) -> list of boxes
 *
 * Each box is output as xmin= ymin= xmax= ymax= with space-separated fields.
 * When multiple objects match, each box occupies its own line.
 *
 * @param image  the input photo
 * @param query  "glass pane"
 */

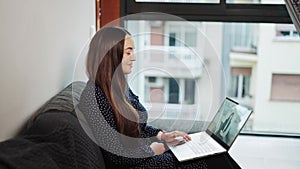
xmin=226 ymin=0 xmax=285 ymax=4
xmin=136 ymin=0 xmax=219 ymax=3
xmin=125 ymin=19 xmax=300 ymax=135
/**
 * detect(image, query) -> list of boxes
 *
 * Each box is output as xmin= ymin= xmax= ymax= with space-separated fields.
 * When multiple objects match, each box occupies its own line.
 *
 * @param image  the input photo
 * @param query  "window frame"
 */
xmin=121 ymin=0 xmax=292 ymax=23
xmin=121 ymin=0 xmax=300 ymax=138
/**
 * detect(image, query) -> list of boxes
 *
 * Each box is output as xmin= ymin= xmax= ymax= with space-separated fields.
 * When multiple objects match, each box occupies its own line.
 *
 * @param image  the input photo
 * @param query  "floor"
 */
xmin=229 ymin=135 xmax=300 ymax=169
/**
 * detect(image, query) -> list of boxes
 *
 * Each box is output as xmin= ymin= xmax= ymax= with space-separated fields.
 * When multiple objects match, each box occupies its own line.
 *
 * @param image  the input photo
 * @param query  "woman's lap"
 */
xmin=130 ymin=151 xmax=208 ymax=169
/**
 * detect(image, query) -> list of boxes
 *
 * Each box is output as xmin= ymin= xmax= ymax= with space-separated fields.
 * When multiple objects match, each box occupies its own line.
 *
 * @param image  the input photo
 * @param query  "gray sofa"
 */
xmin=0 ymin=81 xmax=211 ymax=169
xmin=0 ymin=81 xmax=106 ymax=169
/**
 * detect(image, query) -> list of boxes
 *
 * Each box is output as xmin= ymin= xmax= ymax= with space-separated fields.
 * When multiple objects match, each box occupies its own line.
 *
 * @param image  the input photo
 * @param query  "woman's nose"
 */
xmin=131 ymin=53 xmax=136 ymax=61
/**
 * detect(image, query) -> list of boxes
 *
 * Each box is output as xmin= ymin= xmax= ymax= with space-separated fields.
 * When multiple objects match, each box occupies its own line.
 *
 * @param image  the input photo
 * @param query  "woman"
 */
xmin=78 ymin=26 xmax=207 ymax=168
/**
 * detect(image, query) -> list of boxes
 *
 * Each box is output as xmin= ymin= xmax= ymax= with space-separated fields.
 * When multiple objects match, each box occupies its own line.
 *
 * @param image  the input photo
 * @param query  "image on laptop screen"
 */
xmin=207 ymin=98 xmax=252 ymax=147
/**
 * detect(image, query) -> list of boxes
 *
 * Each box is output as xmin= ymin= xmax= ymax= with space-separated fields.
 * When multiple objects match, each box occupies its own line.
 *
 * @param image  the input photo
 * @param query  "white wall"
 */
xmin=253 ymin=23 xmax=300 ymax=133
xmin=0 ymin=0 xmax=95 ymax=140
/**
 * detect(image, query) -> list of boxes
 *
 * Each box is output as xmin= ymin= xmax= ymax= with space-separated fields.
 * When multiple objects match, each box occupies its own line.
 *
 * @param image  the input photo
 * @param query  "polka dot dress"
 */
xmin=78 ymin=81 xmax=208 ymax=169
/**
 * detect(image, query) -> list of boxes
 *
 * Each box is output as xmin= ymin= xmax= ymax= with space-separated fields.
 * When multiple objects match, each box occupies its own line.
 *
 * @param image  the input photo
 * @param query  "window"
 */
xmin=271 ymin=74 xmax=300 ymax=102
xmin=226 ymin=0 xmax=285 ymax=4
xmin=168 ymin=78 xmax=179 ymax=103
xmin=169 ymin=33 xmax=177 ymax=46
xmin=148 ymin=77 xmax=157 ymax=83
xmin=230 ymin=67 xmax=252 ymax=100
xmin=136 ymin=0 xmax=219 ymax=3
xmin=230 ymin=23 xmax=257 ymax=53
xmin=185 ymin=32 xmax=197 ymax=47
xmin=275 ymin=24 xmax=300 ymax=40
xmin=123 ymin=0 xmax=300 ymax=135
xmin=184 ymin=79 xmax=195 ymax=104
xmin=165 ymin=22 xmax=198 ymax=47
xmin=126 ymin=20 xmax=300 ymax=135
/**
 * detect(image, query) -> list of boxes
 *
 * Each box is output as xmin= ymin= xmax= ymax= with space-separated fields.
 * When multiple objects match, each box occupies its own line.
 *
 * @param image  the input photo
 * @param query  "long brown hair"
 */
xmin=86 ymin=26 xmax=140 ymax=138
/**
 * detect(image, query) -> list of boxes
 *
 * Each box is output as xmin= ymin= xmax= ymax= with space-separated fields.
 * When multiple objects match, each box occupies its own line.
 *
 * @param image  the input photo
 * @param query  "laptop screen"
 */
xmin=207 ymin=97 xmax=253 ymax=148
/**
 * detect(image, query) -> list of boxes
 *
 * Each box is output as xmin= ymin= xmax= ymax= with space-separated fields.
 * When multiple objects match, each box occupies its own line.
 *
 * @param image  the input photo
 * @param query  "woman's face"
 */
xmin=122 ymin=34 xmax=136 ymax=74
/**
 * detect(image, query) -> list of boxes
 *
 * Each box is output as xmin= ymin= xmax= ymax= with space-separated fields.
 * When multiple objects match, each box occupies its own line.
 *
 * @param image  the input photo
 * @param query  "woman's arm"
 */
xmin=78 ymin=84 xmax=156 ymax=167
xmin=128 ymin=88 xmax=191 ymax=143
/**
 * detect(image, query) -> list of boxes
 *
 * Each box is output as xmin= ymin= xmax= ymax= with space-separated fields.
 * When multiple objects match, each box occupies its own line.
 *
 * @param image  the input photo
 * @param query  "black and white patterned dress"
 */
xmin=78 ymin=80 xmax=207 ymax=169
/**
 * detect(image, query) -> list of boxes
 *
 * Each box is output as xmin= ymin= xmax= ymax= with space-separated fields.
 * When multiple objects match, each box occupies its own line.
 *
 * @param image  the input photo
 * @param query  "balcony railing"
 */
xmin=139 ymin=45 xmax=203 ymax=78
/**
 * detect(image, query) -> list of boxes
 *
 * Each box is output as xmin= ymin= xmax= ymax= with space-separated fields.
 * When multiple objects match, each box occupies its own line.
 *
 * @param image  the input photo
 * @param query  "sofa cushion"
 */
xmin=28 ymin=111 xmax=106 ymax=168
xmin=0 ymin=110 xmax=106 ymax=169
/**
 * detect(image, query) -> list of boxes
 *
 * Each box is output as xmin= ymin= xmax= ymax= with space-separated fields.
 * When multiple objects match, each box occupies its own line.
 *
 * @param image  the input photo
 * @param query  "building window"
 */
xmin=165 ymin=22 xmax=198 ymax=47
xmin=148 ymin=76 xmax=157 ymax=83
xmin=275 ymin=24 xmax=300 ymax=40
xmin=185 ymin=32 xmax=196 ymax=47
xmin=150 ymin=22 xmax=164 ymax=46
xmin=230 ymin=67 xmax=252 ymax=99
xmin=184 ymin=79 xmax=195 ymax=104
xmin=271 ymin=74 xmax=300 ymax=102
xmin=168 ymin=78 xmax=179 ymax=103
xmin=169 ymin=33 xmax=177 ymax=46
xmin=230 ymin=23 xmax=257 ymax=53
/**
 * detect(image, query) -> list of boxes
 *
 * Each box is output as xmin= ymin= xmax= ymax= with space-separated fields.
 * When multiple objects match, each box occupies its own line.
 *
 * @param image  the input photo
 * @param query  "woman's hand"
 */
xmin=161 ymin=130 xmax=191 ymax=143
xmin=150 ymin=142 xmax=165 ymax=156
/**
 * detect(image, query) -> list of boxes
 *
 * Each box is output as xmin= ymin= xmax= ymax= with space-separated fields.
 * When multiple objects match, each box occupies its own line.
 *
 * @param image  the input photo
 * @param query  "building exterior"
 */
xmin=127 ymin=14 xmax=300 ymax=133
xmin=127 ymin=20 xmax=223 ymax=121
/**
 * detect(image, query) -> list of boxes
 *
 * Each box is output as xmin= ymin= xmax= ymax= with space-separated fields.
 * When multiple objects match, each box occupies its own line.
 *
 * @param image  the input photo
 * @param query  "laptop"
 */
xmin=167 ymin=97 xmax=253 ymax=162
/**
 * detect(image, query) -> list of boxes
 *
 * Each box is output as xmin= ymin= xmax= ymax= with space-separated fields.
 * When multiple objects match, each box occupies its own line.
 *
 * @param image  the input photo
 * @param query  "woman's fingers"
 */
xmin=162 ymin=131 xmax=191 ymax=142
xmin=169 ymin=138 xmax=186 ymax=147
xmin=183 ymin=133 xmax=191 ymax=141
xmin=150 ymin=142 xmax=165 ymax=155
xmin=173 ymin=131 xmax=191 ymax=141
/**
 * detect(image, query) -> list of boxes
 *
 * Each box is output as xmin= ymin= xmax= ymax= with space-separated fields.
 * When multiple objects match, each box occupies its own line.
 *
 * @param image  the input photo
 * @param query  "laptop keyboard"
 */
xmin=185 ymin=138 xmax=219 ymax=154
xmin=168 ymin=132 xmax=227 ymax=161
